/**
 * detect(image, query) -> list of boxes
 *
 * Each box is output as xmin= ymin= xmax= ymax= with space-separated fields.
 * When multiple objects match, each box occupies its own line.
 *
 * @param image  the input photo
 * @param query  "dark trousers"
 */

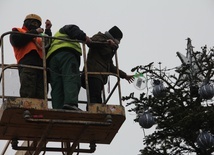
xmin=48 ymin=51 xmax=81 ymax=109
xmin=19 ymin=67 xmax=44 ymax=99
xmin=88 ymin=77 xmax=103 ymax=103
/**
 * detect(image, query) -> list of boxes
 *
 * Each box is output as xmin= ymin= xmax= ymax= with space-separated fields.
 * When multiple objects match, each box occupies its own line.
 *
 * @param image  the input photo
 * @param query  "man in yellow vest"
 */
xmin=10 ymin=14 xmax=52 ymax=99
xmin=47 ymin=25 xmax=91 ymax=110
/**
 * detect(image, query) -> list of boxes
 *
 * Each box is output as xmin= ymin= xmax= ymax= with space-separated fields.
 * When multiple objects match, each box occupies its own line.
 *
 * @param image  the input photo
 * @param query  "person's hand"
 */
xmin=107 ymin=39 xmax=117 ymax=46
xmin=36 ymin=28 xmax=44 ymax=33
xmin=107 ymin=39 xmax=118 ymax=49
xmin=85 ymin=36 xmax=91 ymax=44
xmin=45 ymin=19 xmax=52 ymax=29
xmin=125 ymin=75 xmax=135 ymax=84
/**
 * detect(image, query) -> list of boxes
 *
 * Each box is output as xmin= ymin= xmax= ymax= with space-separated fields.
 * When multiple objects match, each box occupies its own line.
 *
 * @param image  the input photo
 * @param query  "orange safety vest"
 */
xmin=12 ymin=28 xmax=43 ymax=63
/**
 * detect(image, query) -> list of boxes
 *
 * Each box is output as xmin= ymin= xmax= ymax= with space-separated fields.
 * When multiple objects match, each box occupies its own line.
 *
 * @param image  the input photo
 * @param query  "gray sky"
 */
xmin=1 ymin=0 xmax=214 ymax=154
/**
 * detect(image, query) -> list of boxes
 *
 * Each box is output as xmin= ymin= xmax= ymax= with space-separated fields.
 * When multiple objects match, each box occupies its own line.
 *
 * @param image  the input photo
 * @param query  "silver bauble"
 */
xmin=139 ymin=111 xmax=155 ymax=129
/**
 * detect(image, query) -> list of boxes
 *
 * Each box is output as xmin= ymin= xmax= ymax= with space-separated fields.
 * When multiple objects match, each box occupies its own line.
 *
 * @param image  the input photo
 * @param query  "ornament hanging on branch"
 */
xmin=196 ymin=130 xmax=214 ymax=150
xmin=133 ymin=73 xmax=147 ymax=90
xmin=152 ymin=79 xmax=166 ymax=98
xmin=198 ymin=82 xmax=214 ymax=99
xmin=139 ymin=110 xmax=155 ymax=129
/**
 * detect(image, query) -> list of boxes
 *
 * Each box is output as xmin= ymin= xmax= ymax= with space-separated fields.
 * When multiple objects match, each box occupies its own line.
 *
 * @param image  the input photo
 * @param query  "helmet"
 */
xmin=24 ymin=14 xmax=42 ymax=23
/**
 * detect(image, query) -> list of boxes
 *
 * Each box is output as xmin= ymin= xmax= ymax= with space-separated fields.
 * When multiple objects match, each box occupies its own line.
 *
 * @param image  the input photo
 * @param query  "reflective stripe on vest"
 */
xmin=46 ymin=31 xmax=82 ymax=59
xmin=12 ymin=28 xmax=43 ymax=63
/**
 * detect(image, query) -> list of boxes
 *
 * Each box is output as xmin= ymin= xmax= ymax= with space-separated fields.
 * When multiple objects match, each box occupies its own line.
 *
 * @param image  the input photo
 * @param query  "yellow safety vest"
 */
xmin=46 ymin=31 xmax=82 ymax=59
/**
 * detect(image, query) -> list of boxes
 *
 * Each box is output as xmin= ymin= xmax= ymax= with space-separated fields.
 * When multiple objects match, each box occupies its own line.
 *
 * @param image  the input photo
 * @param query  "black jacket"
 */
xmin=85 ymin=32 xmax=127 ymax=84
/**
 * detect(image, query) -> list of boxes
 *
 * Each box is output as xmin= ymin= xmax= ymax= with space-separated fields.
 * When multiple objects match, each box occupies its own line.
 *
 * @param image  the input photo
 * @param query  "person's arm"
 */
xmin=44 ymin=19 xmax=52 ymax=36
xmin=110 ymin=61 xmax=126 ymax=77
xmin=60 ymin=25 xmax=87 ymax=41
xmin=10 ymin=27 xmax=43 ymax=47
xmin=88 ymin=33 xmax=118 ymax=51
xmin=87 ymin=32 xmax=108 ymax=48
xmin=44 ymin=19 xmax=52 ymax=52
xmin=109 ymin=61 xmax=134 ymax=83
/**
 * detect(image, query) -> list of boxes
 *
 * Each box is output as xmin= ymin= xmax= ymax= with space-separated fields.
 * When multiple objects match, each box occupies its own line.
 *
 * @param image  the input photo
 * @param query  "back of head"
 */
xmin=23 ymin=14 xmax=42 ymax=30
xmin=108 ymin=26 xmax=123 ymax=41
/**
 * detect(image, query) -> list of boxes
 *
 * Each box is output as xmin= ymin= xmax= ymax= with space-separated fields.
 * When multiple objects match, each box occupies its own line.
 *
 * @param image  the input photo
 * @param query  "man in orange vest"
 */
xmin=10 ymin=14 xmax=52 ymax=99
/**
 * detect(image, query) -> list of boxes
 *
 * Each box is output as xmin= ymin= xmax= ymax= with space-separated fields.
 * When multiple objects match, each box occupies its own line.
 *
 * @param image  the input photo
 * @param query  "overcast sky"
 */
xmin=1 ymin=0 xmax=214 ymax=155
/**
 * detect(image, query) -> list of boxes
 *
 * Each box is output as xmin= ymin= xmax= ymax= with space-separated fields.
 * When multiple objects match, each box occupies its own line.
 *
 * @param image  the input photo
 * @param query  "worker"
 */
xmin=10 ymin=13 xmax=52 ymax=99
xmin=46 ymin=24 xmax=91 ymax=110
xmin=82 ymin=26 xmax=134 ymax=104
